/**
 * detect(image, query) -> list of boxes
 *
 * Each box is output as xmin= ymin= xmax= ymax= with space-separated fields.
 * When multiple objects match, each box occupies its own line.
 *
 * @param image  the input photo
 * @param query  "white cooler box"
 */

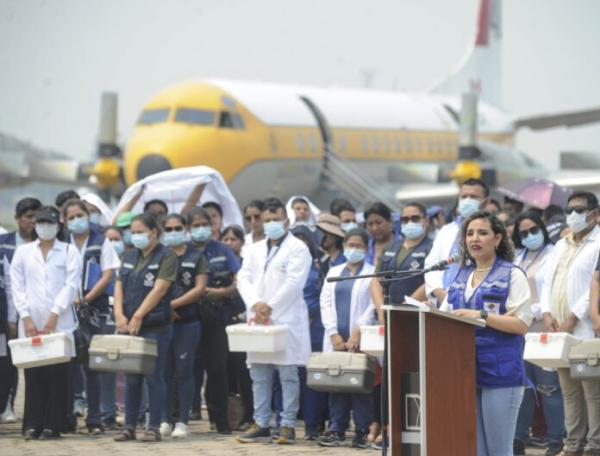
xmin=360 ymin=325 xmax=385 ymax=357
xmin=8 ymin=333 xmax=71 ymax=368
xmin=226 ymin=323 xmax=288 ymax=353
xmin=524 ymin=332 xmax=581 ymax=368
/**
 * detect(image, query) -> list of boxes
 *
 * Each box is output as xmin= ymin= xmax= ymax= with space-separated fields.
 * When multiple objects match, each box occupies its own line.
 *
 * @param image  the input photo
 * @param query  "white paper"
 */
xmin=403 ymin=296 xmax=431 ymax=311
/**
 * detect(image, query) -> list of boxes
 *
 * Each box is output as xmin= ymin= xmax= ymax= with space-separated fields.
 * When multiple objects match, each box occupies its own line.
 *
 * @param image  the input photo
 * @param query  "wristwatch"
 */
xmin=480 ymin=309 xmax=489 ymax=321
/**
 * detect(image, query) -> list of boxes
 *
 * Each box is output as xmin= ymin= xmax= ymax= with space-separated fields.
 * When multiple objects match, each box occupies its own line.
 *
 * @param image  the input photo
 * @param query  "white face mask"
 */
xmin=567 ymin=211 xmax=590 ymax=234
xmin=36 ymin=223 xmax=58 ymax=241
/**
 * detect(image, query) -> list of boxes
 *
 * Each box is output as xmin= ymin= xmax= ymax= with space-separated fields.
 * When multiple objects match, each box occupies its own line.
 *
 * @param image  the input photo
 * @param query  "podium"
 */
xmin=383 ymin=304 xmax=485 ymax=456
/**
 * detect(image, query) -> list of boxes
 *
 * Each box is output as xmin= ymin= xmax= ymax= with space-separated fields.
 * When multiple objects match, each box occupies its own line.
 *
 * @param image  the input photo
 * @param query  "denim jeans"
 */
xmin=329 ymin=392 xmax=373 ymax=434
xmin=250 ymin=364 xmax=299 ymax=429
xmin=164 ymin=320 xmax=201 ymax=424
xmin=476 ymin=386 xmax=524 ymax=456
xmin=85 ymin=315 xmax=117 ymax=426
xmin=515 ymin=362 xmax=565 ymax=446
xmin=125 ymin=325 xmax=173 ymax=429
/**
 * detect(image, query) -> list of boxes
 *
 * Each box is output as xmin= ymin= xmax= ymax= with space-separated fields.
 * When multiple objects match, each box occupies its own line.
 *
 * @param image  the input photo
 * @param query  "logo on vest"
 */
xmin=410 ymin=260 xmax=420 ymax=270
xmin=182 ymin=271 xmax=193 ymax=286
xmin=483 ymin=301 xmax=500 ymax=314
xmin=144 ymin=272 xmax=155 ymax=287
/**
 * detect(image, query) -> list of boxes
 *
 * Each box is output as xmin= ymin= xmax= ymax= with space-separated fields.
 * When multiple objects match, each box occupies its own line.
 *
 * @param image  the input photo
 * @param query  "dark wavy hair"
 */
xmin=512 ymin=210 xmax=552 ymax=250
xmin=460 ymin=211 xmax=514 ymax=265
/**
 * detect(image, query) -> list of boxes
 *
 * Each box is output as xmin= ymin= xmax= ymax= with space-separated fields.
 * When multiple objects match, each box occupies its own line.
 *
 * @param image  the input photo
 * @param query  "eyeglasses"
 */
xmin=400 ymin=215 xmax=423 ymax=224
xmin=164 ymin=226 xmax=184 ymax=232
xmin=565 ymin=206 xmax=589 ymax=215
xmin=245 ymin=214 xmax=261 ymax=222
xmin=518 ymin=226 xmax=540 ymax=239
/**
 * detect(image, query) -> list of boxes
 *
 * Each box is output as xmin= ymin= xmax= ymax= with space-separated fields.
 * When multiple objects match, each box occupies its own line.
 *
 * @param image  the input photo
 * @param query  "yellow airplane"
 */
xmin=114 ymin=0 xmax=600 ymax=207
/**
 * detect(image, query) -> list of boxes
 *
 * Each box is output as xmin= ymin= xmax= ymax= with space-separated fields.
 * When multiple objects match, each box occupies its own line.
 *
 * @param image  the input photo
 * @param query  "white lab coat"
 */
xmin=514 ymin=245 xmax=554 ymax=323
xmin=320 ymin=262 xmax=376 ymax=353
xmin=539 ymin=226 xmax=600 ymax=340
xmin=424 ymin=221 xmax=460 ymax=297
xmin=10 ymin=240 xmax=82 ymax=356
xmin=237 ymin=233 xmax=312 ymax=365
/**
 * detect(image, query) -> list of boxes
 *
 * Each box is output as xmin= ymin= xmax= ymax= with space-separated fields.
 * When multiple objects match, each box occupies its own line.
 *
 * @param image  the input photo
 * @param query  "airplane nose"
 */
xmin=136 ymin=154 xmax=172 ymax=180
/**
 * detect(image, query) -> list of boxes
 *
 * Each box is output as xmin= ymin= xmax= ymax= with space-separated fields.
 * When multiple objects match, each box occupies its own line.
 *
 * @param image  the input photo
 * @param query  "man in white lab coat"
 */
xmin=236 ymin=198 xmax=311 ymax=445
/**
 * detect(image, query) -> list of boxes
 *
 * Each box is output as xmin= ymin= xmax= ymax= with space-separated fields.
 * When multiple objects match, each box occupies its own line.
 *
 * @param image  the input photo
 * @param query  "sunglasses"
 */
xmin=245 ymin=214 xmax=261 ymax=222
xmin=565 ymin=206 xmax=589 ymax=215
xmin=518 ymin=226 xmax=540 ymax=239
xmin=164 ymin=226 xmax=184 ymax=233
xmin=400 ymin=215 xmax=423 ymax=224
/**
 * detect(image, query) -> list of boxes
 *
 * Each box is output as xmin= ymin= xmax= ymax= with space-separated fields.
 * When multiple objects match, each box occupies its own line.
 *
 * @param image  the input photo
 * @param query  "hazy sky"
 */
xmin=1 ymin=0 xmax=599 ymax=169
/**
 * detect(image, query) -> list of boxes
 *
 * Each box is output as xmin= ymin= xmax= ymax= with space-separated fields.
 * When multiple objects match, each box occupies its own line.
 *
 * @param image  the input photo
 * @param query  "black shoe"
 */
xmin=352 ymin=431 xmax=368 ymax=449
xmin=189 ymin=410 xmax=202 ymax=421
xmin=275 ymin=427 xmax=296 ymax=445
xmin=319 ymin=431 xmax=345 ymax=447
xmin=87 ymin=425 xmax=105 ymax=436
xmin=304 ymin=432 xmax=318 ymax=441
xmin=39 ymin=429 xmax=61 ymax=440
xmin=545 ymin=444 xmax=564 ymax=456
xmin=513 ymin=439 xmax=526 ymax=456
xmin=102 ymin=420 xmax=122 ymax=431
xmin=24 ymin=428 xmax=41 ymax=440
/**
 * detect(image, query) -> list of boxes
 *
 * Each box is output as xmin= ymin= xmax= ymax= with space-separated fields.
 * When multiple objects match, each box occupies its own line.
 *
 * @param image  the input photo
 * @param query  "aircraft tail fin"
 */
xmin=430 ymin=0 xmax=502 ymax=106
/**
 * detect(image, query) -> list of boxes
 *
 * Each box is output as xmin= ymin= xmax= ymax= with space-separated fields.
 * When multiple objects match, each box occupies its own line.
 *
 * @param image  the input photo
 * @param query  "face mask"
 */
xmin=567 ymin=211 xmax=589 ymax=234
xmin=344 ymin=248 xmax=366 ymax=264
xmin=67 ymin=216 xmax=89 ymax=234
xmin=163 ymin=231 xmax=187 ymax=247
xmin=89 ymin=212 xmax=102 ymax=225
xmin=191 ymin=226 xmax=212 ymax=242
xmin=401 ymin=222 xmax=424 ymax=240
xmin=36 ymin=223 xmax=58 ymax=241
xmin=111 ymin=240 xmax=125 ymax=255
xmin=264 ymin=221 xmax=286 ymax=240
xmin=341 ymin=222 xmax=358 ymax=232
xmin=458 ymin=197 xmax=481 ymax=219
xmin=522 ymin=231 xmax=545 ymax=251
xmin=131 ymin=232 xmax=150 ymax=250
xmin=122 ymin=229 xmax=132 ymax=246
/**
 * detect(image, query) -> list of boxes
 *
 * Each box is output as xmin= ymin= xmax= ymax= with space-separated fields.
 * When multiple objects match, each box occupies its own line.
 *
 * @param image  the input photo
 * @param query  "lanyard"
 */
xmin=516 ymin=246 xmax=546 ymax=273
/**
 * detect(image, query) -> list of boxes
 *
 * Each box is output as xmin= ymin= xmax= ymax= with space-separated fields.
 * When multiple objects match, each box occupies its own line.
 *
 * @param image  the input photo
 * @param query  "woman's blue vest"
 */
xmin=75 ymin=230 xmax=110 ymax=314
xmin=172 ymin=244 xmax=204 ymax=324
xmin=380 ymin=237 xmax=433 ymax=305
xmin=447 ymin=257 xmax=525 ymax=388
xmin=120 ymin=243 xmax=173 ymax=328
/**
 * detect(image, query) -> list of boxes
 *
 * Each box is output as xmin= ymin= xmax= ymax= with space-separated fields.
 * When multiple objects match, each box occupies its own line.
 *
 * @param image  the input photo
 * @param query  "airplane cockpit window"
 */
xmin=231 ymin=114 xmax=245 ymax=129
xmin=219 ymin=112 xmax=235 ymax=128
xmin=137 ymin=108 xmax=170 ymax=125
xmin=174 ymin=108 xmax=215 ymax=125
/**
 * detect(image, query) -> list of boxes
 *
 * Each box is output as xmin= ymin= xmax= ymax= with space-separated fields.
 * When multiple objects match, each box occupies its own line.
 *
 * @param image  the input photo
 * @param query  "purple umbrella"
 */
xmin=497 ymin=178 xmax=572 ymax=210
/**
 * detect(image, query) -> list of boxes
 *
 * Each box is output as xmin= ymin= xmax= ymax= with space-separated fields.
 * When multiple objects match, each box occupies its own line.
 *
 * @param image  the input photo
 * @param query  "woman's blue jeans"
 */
xmin=125 ymin=325 xmax=173 ymax=429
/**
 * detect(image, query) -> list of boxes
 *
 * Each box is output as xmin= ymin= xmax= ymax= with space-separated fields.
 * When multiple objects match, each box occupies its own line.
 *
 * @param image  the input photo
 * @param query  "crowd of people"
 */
xmin=0 ymin=178 xmax=599 ymax=456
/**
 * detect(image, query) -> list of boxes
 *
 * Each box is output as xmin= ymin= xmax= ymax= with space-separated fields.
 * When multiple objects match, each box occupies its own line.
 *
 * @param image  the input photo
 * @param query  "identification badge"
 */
xmin=483 ymin=301 xmax=500 ymax=314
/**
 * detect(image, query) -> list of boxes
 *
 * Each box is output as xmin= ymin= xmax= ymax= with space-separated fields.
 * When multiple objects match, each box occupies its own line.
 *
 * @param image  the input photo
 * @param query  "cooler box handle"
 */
xmin=587 ymin=354 xmax=599 ymax=367
xmin=328 ymin=364 xmax=341 ymax=376
xmin=107 ymin=348 xmax=120 ymax=361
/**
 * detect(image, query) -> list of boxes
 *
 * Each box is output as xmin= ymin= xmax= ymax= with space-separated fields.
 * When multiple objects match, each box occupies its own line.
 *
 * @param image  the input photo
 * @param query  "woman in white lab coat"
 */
xmin=10 ymin=206 xmax=81 ymax=440
xmin=318 ymin=228 xmax=375 ymax=448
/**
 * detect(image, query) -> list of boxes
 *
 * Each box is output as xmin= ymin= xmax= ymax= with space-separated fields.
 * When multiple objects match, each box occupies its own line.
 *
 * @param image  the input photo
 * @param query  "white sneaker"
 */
xmin=171 ymin=422 xmax=189 ymax=438
xmin=159 ymin=422 xmax=172 ymax=437
xmin=0 ymin=404 xmax=17 ymax=423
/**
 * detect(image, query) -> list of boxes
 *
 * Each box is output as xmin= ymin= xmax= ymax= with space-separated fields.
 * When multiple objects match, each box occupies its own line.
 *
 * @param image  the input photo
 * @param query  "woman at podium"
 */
xmin=440 ymin=211 xmax=533 ymax=456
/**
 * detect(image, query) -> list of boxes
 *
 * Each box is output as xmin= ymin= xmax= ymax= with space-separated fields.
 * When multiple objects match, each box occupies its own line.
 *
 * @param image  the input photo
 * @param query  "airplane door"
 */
xmin=213 ymin=110 xmax=246 ymax=170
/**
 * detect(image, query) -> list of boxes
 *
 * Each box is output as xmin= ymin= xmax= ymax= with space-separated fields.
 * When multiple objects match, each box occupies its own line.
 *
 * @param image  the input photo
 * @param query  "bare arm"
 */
xmin=410 ymin=283 xmax=427 ymax=302
xmin=369 ymin=279 xmax=385 ymax=324
xmin=590 ymin=271 xmax=600 ymax=332
xmin=84 ymin=269 xmax=114 ymax=303
xmin=180 ymin=183 xmax=206 ymax=216
xmin=112 ymin=185 xmax=145 ymax=223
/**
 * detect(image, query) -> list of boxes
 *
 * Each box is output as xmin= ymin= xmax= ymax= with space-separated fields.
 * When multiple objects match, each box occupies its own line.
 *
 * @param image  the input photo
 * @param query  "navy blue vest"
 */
xmin=0 ymin=232 xmax=17 ymax=332
xmin=199 ymin=240 xmax=238 ymax=325
xmin=70 ymin=230 xmax=110 ymax=313
xmin=120 ymin=244 xmax=173 ymax=328
xmin=173 ymin=244 xmax=204 ymax=323
xmin=447 ymin=257 xmax=525 ymax=388
xmin=380 ymin=237 xmax=433 ymax=305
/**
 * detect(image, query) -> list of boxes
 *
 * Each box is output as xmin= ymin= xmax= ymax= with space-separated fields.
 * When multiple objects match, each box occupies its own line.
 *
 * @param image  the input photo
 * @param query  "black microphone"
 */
xmin=422 ymin=253 xmax=461 ymax=273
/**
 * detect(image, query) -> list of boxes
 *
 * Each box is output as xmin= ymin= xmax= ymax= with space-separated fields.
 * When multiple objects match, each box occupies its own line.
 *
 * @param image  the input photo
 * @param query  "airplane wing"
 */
xmin=513 ymin=106 xmax=600 ymax=131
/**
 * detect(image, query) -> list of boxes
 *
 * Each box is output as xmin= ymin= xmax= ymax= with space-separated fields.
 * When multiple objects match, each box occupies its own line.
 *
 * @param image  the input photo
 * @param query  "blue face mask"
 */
xmin=131 ymin=232 xmax=150 ymax=250
xmin=344 ymin=248 xmax=366 ymax=264
xmin=264 ymin=221 xmax=286 ymax=240
xmin=401 ymin=222 xmax=425 ymax=240
xmin=111 ymin=240 xmax=125 ymax=255
xmin=163 ymin=230 xmax=187 ymax=247
xmin=522 ymin=231 xmax=545 ymax=251
xmin=122 ymin=229 xmax=132 ymax=246
xmin=341 ymin=222 xmax=358 ymax=232
xmin=458 ymin=197 xmax=481 ymax=219
xmin=191 ymin=226 xmax=212 ymax=242
xmin=67 ymin=216 xmax=89 ymax=234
